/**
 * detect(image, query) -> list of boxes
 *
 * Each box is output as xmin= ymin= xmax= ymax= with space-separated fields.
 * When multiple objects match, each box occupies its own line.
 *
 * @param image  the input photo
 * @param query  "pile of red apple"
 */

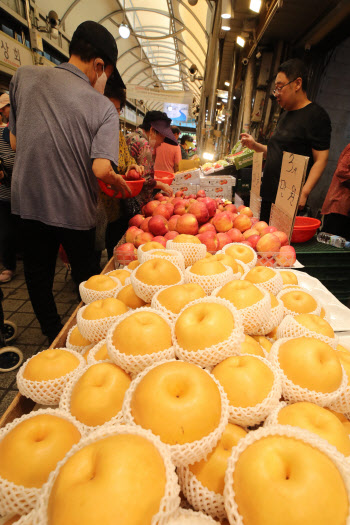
xmin=120 ymin=190 xmax=296 ymax=267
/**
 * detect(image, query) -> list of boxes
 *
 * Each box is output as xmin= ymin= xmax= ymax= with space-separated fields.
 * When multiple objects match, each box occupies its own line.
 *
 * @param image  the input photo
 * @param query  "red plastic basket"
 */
xmin=154 ymin=170 xmax=174 ymax=185
xmin=291 ymin=216 xmax=321 ymax=243
xmin=98 ymin=178 xmax=144 ymax=199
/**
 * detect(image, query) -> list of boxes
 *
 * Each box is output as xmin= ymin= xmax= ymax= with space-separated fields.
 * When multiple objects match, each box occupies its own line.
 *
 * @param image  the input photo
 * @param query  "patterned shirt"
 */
xmin=126 ymin=128 xmax=154 ymax=177
xmin=0 ymin=126 xmax=15 ymax=201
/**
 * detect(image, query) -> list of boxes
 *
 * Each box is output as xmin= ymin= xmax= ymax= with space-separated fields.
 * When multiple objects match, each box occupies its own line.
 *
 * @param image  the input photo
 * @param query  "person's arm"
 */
xmin=92 ymin=158 xmax=131 ymax=198
xmin=240 ymin=133 xmax=267 ymax=158
xmin=9 ymin=131 xmax=16 ymax=151
xmin=299 ymin=149 xmax=329 ymax=209
xmin=174 ymin=145 xmax=182 ymax=173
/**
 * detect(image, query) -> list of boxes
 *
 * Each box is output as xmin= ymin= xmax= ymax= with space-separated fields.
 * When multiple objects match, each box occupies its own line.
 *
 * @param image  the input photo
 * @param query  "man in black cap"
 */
xmin=8 ymin=21 xmax=129 ymax=344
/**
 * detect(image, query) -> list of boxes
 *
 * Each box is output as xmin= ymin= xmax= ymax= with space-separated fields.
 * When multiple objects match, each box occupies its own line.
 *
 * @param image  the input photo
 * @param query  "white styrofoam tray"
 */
xmin=276 ymin=269 xmax=350 ymax=332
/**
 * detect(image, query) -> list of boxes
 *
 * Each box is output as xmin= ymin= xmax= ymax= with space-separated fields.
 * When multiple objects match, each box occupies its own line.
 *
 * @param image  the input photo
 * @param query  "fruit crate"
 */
xmin=255 ymin=252 xmax=296 ymax=268
xmin=0 ymin=258 xmax=115 ymax=429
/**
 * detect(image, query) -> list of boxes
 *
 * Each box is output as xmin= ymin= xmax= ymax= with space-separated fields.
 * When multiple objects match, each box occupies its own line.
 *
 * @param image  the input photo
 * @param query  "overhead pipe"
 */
xmin=247 ymin=0 xmax=282 ymax=60
xmin=241 ymin=55 xmax=255 ymax=134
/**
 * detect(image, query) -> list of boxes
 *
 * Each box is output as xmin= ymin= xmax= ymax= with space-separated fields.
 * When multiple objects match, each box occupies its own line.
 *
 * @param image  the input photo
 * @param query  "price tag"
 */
xmin=274 ymin=152 xmax=309 ymax=220
xmin=270 ymin=151 xmax=309 ymax=242
xmin=251 ymin=152 xmax=263 ymax=196
xmin=249 ymin=191 xmax=261 ymax=218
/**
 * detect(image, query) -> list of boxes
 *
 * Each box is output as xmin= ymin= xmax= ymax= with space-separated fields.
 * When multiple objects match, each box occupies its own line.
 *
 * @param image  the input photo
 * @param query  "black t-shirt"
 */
xmin=260 ymin=102 xmax=331 ymax=202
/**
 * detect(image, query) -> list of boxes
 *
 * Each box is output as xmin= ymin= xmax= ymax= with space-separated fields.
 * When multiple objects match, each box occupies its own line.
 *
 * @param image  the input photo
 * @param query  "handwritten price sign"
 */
xmin=251 ymin=152 xmax=263 ymax=196
xmin=274 ymin=152 xmax=309 ymax=220
xmin=270 ymin=151 xmax=309 ymax=241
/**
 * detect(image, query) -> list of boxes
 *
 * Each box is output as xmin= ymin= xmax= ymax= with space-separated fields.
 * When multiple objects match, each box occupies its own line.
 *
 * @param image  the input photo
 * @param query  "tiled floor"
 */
xmin=0 ymin=253 xmax=108 ymax=417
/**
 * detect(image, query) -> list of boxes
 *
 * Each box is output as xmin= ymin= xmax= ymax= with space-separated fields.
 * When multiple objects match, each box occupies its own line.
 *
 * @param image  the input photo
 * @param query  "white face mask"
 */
xmin=93 ymin=64 xmax=107 ymax=94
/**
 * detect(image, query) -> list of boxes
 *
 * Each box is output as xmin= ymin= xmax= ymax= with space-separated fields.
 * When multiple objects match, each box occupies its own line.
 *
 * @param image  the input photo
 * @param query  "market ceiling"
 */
xmin=34 ymin=0 xmax=350 ymax=109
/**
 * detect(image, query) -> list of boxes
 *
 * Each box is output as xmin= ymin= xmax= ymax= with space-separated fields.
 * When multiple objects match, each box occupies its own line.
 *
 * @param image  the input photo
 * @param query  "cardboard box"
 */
xmin=200 ymin=185 xmax=233 ymax=200
xmin=233 ymin=150 xmax=254 ymax=169
xmin=172 ymin=183 xmax=199 ymax=195
xmin=199 ymin=174 xmax=236 ymax=187
xmin=174 ymin=168 xmax=201 ymax=184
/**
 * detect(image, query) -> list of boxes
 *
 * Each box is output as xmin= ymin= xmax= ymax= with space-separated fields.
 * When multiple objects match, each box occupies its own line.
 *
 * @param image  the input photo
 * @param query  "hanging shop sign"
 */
xmin=0 ymin=31 xmax=33 ymax=74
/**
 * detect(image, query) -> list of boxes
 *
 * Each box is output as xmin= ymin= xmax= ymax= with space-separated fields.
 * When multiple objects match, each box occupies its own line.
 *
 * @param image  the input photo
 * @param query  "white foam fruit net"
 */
xmin=79 ymin=277 xmax=122 ymax=305
xmin=122 ymin=359 xmax=230 ymax=467
xmin=164 ymin=506 xmax=219 ymax=524
xmin=211 ymin=287 xmax=271 ymax=336
xmin=173 ymin=297 xmax=245 ymax=368
xmin=139 ymin=249 xmax=186 ymax=272
xmin=16 ymin=349 xmax=86 ymax=406
xmin=86 ymin=339 xmax=113 ymax=365
xmin=76 ymin=304 xmax=127 ymax=343
xmin=276 ymin=315 xmax=338 ymax=349
xmin=166 ymin=240 xmax=207 ymax=268
xmin=65 ymin=324 xmax=94 ymax=355
xmin=33 ymin=424 xmax=180 ymax=525
xmin=105 ymin=308 xmax=176 ymax=376
xmin=0 ymin=408 xmax=84 ymax=516
xmin=177 ymin=465 xmax=226 ymax=521
xmin=222 ymin=243 xmax=257 ymax=270
xmin=151 ymin=289 xmax=182 ymax=324
xmin=223 ymin=424 xmax=350 ymax=525
xmin=130 ymin=263 xmax=184 ymax=303
xmin=243 ymin=270 xmax=284 ymax=296
xmin=277 ymin=288 xmax=322 ymax=317
xmin=184 ymin=265 xmax=235 ymax=296
xmin=268 ymin=338 xmax=348 ymax=407
xmin=254 ymin=298 xmax=285 ymax=336
xmin=215 ymin=355 xmax=282 ymax=428
xmin=59 ymin=363 xmax=126 ymax=433
xmin=12 ymin=510 xmax=37 ymax=524
xmin=264 ymin=400 xmax=290 ymax=427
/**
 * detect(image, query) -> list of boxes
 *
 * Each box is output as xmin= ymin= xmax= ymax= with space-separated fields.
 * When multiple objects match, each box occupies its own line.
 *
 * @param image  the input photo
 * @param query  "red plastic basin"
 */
xmin=154 ymin=170 xmax=175 ymax=185
xmin=98 ymin=178 xmax=144 ymax=199
xmin=291 ymin=216 xmax=321 ymax=243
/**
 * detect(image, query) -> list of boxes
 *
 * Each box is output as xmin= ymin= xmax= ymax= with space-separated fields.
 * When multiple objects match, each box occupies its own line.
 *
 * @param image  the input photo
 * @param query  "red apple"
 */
xmin=256 ymin=233 xmax=281 ymax=257
xmin=217 ymin=232 xmax=232 ymax=250
xmin=174 ymin=199 xmax=190 ymax=216
xmin=125 ymin=169 xmax=141 ymax=181
xmin=196 ymin=189 xmax=206 ymax=198
xmin=134 ymin=231 xmax=154 ymax=248
xmin=261 ymin=226 xmax=278 ymax=236
xmin=188 ymin=194 xmax=196 ymax=199
xmin=171 ymin=197 xmax=183 ymax=206
xmin=153 ymin=204 xmax=172 ymax=220
xmin=239 ymin=206 xmax=253 ymax=217
xmin=238 ymin=205 xmax=246 ymax=212
xmin=128 ymin=214 xmax=144 ymax=228
xmin=168 ymin=215 xmax=180 ymax=231
xmin=243 ymin=228 xmax=259 ymax=240
xmin=274 ymin=230 xmax=289 ymax=247
xmin=197 ymin=231 xmax=219 ymax=253
xmin=140 ymin=217 xmax=152 ymax=232
xmin=114 ymin=243 xmax=137 ymax=265
xmin=254 ymin=221 xmax=269 ymax=234
xmin=197 ymin=197 xmax=217 ymax=218
xmin=227 ymin=228 xmax=245 ymax=243
xmin=155 ymin=193 xmax=166 ymax=201
xmin=198 ymin=223 xmax=216 ymax=234
xmin=275 ymin=245 xmax=296 ymax=267
xmin=143 ymin=200 xmax=160 ymax=217
xmin=165 ymin=203 xmax=174 ymax=216
xmin=176 ymin=213 xmax=199 ymax=235
xmin=232 ymin=214 xmax=252 ymax=233
xmin=164 ymin=231 xmax=179 ymax=240
xmin=188 ymin=201 xmax=209 ymax=224
xmin=224 ymin=204 xmax=237 ymax=214
xmin=247 ymin=234 xmax=260 ymax=250
xmin=212 ymin=212 xmax=234 ymax=233
xmin=148 ymin=215 xmax=168 ymax=236
xmin=152 ymin=236 xmax=167 ymax=247
xmin=240 ymin=240 xmax=253 ymax=248
xmin=175 ymin=190 xmax=184 ymax=198
xmin=125 ymin=226 xmax=142 ymax=244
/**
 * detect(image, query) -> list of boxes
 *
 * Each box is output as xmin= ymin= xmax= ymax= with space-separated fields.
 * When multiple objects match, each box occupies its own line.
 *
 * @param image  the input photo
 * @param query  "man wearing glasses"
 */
xmin=241 ymin=58 xmax=331 ymax=222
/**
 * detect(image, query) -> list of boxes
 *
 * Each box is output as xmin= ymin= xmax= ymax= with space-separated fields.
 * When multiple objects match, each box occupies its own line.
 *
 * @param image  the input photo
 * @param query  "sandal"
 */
xmin=0 ymin=270 xmax=15 ymax=283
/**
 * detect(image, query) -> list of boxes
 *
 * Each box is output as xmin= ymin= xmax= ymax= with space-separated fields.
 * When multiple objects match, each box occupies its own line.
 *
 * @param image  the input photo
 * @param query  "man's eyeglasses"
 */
xmin=273 ymin=78 xmax=297 ymax=95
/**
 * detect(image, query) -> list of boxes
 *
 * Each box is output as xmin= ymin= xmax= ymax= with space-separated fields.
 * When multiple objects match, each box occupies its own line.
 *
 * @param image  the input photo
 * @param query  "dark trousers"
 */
xmin=0 ymin=200 xmax=18 ymax=272
xmin=260 ymin=199 xmax=273 ymax=224
xmin=19 ymin=218 xmax=101 ymax=342
xmin=105 ymin=216 xmax=129 ymax=260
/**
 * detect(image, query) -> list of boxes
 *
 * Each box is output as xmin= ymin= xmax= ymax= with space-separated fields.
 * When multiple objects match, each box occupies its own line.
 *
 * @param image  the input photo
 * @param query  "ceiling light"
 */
xmin=221 ymin=0 xmax=232 ymax=19
xmin=217 ymin=102 xmax=221 ymax=105
xmin=222 ymin=98 xmax=228 ymax=103
xmin=119 ymin=23 xmax=130 ymax=39
xmin=221 ymin=21 xmax=231 ymax=31
xmin=168 ymin=106 xmax=173 ymax=111
xmin=224 ymin=81 xmax=230 ymax=87
xmin=250 ymin=0 xmax=262 ymax=13
xmin=233 ymin=96 xmax=236 ymax=99
xmin=237 ymin=36 xmax=245 ymax=47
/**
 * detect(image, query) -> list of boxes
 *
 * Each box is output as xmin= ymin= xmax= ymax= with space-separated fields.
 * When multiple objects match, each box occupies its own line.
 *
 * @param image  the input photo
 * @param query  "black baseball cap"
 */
xmin=72 ymin=21 xmax=122 ymax=80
